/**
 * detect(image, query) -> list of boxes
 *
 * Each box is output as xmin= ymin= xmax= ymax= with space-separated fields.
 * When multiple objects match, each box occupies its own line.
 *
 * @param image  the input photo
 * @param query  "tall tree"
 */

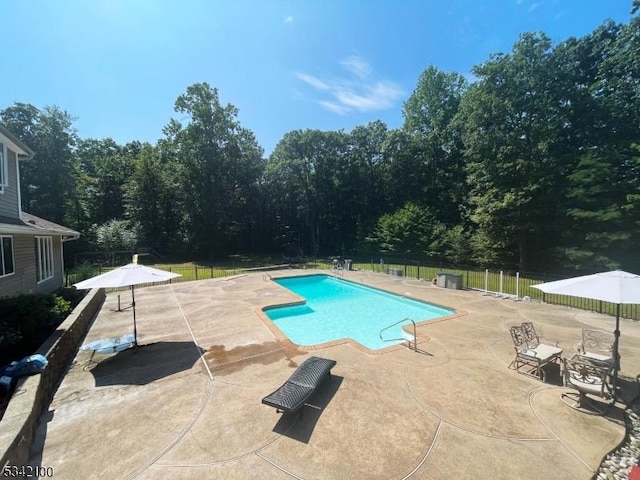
xmin=563 ymin=148 xmax=640 ymax=271
xmin=265 ymin=129 xmax=346 ymax=256
xmin=402 ymin=66 xmax=468 ymax=226
xmin=74 ymin=138 xmax=135 ymax=229
xmin=0 ymin=102 xmax=39 ymax=147
xmin=170 ymin=83 xmax=263 ymax=257
xmin=344 ymin=121 xmax=388 ymax=248
xmin=0 ymin=104 xmax=78 ymax=225
xmin=596 ymin=16 xmax=640 ymax=146
xmin=380 ymin=129 xmax=426 ymax=210
xmin=125 ymin=143 xmax=165 ymax=249
xmin=458 ymin=33 xmax=569 ymax=270
xmin=368 ymin=202 xmax=446 ymax=258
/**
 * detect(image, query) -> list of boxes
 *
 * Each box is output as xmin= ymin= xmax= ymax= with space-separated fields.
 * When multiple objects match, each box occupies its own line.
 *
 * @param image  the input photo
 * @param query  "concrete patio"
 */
xmin=21 ymin=270 xmax=640 ymax=479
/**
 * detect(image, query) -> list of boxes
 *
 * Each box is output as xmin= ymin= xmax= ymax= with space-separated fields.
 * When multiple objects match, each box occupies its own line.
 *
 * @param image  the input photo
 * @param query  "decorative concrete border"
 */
xmin=0 ymin=288 xmax=105 ymax=470
xmin=256 ymin=272 xmax=468 ymax=355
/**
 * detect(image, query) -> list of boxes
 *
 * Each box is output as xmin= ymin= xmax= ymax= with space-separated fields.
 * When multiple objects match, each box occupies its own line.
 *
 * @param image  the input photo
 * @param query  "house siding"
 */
xmin=0 ymin=235 xmax=64 ymax=298
xmin=0 ymin=146 xmax=20 ymax=218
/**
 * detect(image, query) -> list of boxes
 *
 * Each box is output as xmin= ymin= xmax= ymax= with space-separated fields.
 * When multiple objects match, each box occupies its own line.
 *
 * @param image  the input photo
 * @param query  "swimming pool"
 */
xmin=264 ymin=274 xmax=453 ymax=350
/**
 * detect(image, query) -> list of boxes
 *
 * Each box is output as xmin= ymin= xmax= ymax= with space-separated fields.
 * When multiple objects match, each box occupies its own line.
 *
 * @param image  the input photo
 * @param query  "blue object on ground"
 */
xmin=0 ymin=376 xmax=11 ymax=393
xmin=0 ymin=354 xmax=48 ymax=392
xmin=0 ymin=354 xmax=48 ymax=377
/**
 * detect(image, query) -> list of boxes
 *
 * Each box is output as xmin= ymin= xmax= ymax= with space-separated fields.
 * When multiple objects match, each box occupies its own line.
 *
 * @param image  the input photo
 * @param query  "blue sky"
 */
xmin=1 ymin=0 xmax=634 ymax=156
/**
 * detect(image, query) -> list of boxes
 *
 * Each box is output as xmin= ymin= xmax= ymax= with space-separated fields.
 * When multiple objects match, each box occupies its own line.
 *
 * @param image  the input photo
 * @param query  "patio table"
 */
xmin=79 ymin=334 xmax=136 ymax=369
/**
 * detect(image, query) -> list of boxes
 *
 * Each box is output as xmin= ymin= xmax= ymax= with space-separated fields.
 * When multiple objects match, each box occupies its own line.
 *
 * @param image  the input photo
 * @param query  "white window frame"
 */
xmin=0 ymin=235 xmax=15 ymax=277
xmin=36 ymin=236 xmax=54 ymax=283
xmin=0 ymin=142 xmax=7 ymax=193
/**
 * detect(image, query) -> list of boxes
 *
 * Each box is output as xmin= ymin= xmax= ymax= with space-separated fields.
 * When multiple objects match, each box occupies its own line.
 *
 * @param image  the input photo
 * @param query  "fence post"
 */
xmin=195 ymin=265 xmax=199 ymax=281
xmin=404 ymin=259 xmax=407 ymax=278
xmin=515 ymin=272 xmax=519 ymax=299
xmin=484 ymin=269 xmax=489 ymax=295
xmin=499 ymin=271 xmax=503 ymax=296
xmin=210 ymin=266 xmax=213 ymax=278
xmin=417 ymin=262 xmax=420 ymax=281
xmin=169 ymin=266 xmax=172 ymax=284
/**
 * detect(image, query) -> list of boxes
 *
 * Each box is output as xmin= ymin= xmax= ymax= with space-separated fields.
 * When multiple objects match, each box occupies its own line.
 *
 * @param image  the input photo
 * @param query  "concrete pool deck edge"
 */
xmin=21 ymin=269 xmax=640 ymax=479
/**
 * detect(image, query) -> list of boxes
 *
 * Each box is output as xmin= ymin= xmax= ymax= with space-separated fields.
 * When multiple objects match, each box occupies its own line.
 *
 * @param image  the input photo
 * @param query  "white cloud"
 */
xmin=319 ymin=101 xmax=351 ymax=116
xmin=284 ymin=15 xmax=293 ymax=23
xmin=340 ymin=55 xmax=371 ymax=79
xmin=295 ymin=73 xmax=330 ymax=91
xmin=295 ymin=57 xmax=403 ymax=115
xmin=334 ymin=82 xmax=402 ymax=111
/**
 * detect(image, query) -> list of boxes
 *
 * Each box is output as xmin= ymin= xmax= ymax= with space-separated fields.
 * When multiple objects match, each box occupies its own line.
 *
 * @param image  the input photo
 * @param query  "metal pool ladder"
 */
xmin=379 ymin=318 xmax=417 ymax=352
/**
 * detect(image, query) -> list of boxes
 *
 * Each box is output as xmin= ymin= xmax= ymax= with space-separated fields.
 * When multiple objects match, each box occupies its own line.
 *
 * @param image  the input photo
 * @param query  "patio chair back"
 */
xmin=510 ymin=325 xmax=527 ymax=348
xmin=521 ymin=322 xmax=540 ymax=346
xmin=578 ymin=329 xmax=614 ymax=356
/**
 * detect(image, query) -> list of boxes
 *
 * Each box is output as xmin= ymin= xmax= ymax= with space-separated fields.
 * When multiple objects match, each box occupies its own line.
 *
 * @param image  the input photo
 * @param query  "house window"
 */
xmin=0 ymin=235 xmax=15 ymax=277
xmin=36 ymin=236 xmax=54 ymax=282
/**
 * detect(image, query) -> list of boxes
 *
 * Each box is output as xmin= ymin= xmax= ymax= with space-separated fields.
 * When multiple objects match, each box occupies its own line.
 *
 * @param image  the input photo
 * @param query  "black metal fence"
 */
xmin=64 ymin=263 xmax=292 ymax=291
xmin=342 ymin=257 xmax=639 ymax=321
xmin=65 ymin=257 xmax=640 ymax=321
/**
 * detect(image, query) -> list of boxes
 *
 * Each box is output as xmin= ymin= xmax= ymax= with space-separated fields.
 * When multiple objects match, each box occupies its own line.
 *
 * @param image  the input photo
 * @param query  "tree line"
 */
xmin=1 ymin=9 xmax=639 ymax=274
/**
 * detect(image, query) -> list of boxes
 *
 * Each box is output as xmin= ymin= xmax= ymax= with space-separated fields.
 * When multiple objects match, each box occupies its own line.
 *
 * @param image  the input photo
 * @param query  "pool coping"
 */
xmin=255 ymin=272 xmax=469 ymax=355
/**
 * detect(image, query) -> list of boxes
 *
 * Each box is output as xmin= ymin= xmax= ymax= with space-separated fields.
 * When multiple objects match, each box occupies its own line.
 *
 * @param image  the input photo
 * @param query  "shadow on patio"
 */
xmin=271 ymin=375 xmax=344 ymax=444
xmin=90 ymin=341 xmax=205 ymax=386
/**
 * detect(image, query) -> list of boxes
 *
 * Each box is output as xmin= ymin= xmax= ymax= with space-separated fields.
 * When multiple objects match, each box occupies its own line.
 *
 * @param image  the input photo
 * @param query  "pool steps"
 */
xmin=379 ymin=318 xmax=418 ymax=352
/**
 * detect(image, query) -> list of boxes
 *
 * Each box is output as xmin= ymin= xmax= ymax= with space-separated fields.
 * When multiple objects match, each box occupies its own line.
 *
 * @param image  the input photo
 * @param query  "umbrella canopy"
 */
xmin=74 ymin=263 xmax=181 ymax=289
xmin=532 ymin=270 xmax=640 ymax=398
xmin=531 ymin=270 xmax=640 ymax=305
xmin=74 ymin=259 xmax=181 ymax=347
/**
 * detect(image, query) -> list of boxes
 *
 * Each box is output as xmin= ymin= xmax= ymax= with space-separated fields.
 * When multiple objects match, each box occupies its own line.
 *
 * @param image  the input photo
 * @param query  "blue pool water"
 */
xmin=265 ymin=275 xmax=453 ymax=350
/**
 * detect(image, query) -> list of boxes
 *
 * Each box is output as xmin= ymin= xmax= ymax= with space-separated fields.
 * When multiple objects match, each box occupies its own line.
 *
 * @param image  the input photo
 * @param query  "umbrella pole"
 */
xmin=132 ymin=285 xmax=138 ymax=349
xmin=612 ymin=303 xmax=620 ymax=400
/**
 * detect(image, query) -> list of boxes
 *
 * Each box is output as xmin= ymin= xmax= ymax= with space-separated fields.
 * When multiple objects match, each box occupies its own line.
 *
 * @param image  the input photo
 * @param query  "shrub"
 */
xmin=94 ymin=219 xmax=140 ymax=251
xmin=55 ymin=286 xmax=87 ymax=307
xmin=69 ymin=261 xmax=100 ymax=283
xmin=0 ymin=292 xmax=78 ymax=366
xmin=52 ymin=296 xmax=71 ymax=317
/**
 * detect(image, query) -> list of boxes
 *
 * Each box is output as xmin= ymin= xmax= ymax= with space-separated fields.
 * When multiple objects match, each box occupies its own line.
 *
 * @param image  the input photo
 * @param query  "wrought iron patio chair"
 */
xmin=575 ymin=328 xmax=616 ymax=370
xmin=509 ymin=324 xmax=563 ymax=382
xmin=561 ymin=356 xmax=613 ymax=415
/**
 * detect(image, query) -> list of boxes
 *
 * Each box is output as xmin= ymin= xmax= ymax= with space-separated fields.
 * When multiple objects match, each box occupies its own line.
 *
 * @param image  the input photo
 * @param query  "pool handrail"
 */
xmin=379 ymin=318 xmax=417 ymax=352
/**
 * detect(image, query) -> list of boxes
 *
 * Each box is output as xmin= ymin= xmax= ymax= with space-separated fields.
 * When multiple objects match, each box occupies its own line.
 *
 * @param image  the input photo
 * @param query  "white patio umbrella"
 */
xmin=532 ymin=270 xmax=640 ymax=396
xmin=74 ymin=256 xmax=181 ymax=347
